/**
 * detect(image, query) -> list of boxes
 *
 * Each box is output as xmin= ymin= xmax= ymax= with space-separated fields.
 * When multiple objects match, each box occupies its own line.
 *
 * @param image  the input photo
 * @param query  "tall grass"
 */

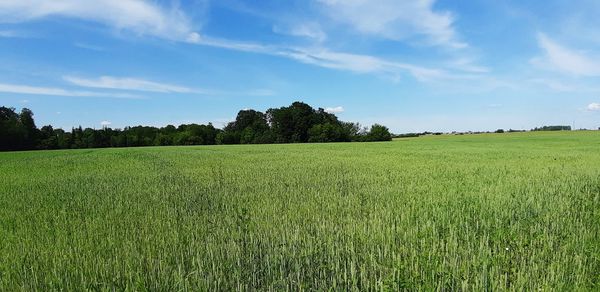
xmin=0 ymin=131 xmax=598 ymax=290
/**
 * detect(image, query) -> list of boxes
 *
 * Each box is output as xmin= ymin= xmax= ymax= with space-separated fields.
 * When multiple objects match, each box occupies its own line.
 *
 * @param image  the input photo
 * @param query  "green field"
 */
xmin=1 ymin=131 xmax=599 ymax=290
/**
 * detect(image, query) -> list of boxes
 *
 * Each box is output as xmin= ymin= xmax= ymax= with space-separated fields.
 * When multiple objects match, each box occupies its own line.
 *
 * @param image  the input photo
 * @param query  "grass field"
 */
xmin=1 ymin=131 xmax=599 ymax=290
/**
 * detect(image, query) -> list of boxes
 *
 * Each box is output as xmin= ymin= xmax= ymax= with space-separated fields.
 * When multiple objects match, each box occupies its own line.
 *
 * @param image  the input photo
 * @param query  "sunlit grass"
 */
xmin=0 ymin=131 xmax=599 ymax=290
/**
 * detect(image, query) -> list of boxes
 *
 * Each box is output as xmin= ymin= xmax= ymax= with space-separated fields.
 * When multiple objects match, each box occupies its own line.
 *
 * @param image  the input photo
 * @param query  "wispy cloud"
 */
xmin=100 ymin=120 xmax=112 ymax=127
xmin=245 ymin=89 xmax=276 ymax=96
xmin=324 ymin=106 xmax=344 ymax=113
xmin=316 ymin=0 xmax=466 ymax=49
xmin=447 ymin=58 xmax=490 ymax=73
xmin=273 ymin=22 xmax=327 ymax=42
xmin=190 ymin=36 xmax=449 ymax=81
xmin=0 ymin=30 xmax=20 ymax=38
xmin=532 ymin=33 xmax=600 ymax=76
xmin=529 ymin=78 xmax=576 ymax=91
xmin=0 ymin=0 xmax=476 ymax=83
xmin=64 ymin=76 xmax=194 ymax=93
xmin=0 ymin=0 xmax=198 ymax=41
xmin=587 ymin=102 xmax=600 ymax=111
xmin=0 ymin=0 xmax=486 ymax=86
xmin=187 ymin=35 xmax=274 ymax=54
xmin=64 ymin=75 xmax=277 ymax=97
xmin=281 ymin=47 xmax=448 ymax=81
xmin=0 ymin=83 xmax=141 ymax=99
xmin=74 ymin=42 xmax=105 ymax=51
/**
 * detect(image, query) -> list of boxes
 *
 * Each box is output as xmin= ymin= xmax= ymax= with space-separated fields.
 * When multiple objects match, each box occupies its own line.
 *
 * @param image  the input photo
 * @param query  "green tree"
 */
xmin=19 ymin=108 xmax=39 ymax=149
xmin=365 ymin=124 xmax=392 ymax=142
xmin=222 ymin=110 xmax=269 ymax=144
xmin=38 ymin=125 xmax=58 ymax=149
xmin=308 ymin=123 xmax=346 ymax=142
xmin=267 ymin=102 xmax=316 ymax=143
xmin=0 ymin=107 xmax=25 ymax=150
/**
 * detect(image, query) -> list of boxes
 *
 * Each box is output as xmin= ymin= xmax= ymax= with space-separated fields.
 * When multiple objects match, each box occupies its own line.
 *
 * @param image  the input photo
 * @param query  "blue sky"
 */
xmin=1 ymin=0 xmax=600 ymax=132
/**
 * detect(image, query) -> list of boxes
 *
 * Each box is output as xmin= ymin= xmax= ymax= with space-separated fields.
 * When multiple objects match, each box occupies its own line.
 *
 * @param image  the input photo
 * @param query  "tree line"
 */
xmin=531 ymin=125 xmax=571 ymax=131
xmin=0 ymin=101 xmax=392 ymax=151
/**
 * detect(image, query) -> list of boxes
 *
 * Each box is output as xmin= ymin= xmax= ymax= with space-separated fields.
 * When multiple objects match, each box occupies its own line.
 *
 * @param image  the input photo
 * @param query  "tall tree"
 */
xmin=267 ymin=102 xmax=316 ymax=143
xmin=222 ymin=110 xmax=270 ymax=144
xmin=19 ymin=108 xmax=38 ymax=149
xmin=0 ymin=107 xmax=24 ymax=150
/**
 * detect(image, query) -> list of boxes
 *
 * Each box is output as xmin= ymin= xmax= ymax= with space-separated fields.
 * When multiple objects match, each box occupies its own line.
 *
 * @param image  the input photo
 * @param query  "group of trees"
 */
xmin=532 ymin=125 xmax=571 ymax=131
xmin=219 ymin=102 xmax=391 ymax=144
xmin=0 ymin=102 xmax=392 ymax=151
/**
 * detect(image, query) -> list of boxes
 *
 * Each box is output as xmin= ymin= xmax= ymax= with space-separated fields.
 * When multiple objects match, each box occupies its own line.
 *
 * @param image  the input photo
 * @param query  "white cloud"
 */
xmin=0 ymin=0 xmax=472 ymax=83
xmin=0 ymin=0 xmax=197 ymax=41
xmin=100 ymin=120 xmax=111 ymax=127
xmin=0 ymin=0 xmax=480 ymax=84
xmin=316 ymin=0 xmax=466 ymax=48
xmin=186 ymin=32 xmax=202 ymax=43
xmin=64 ymin=76 xmax=194 ymax=93
xmin=587 ymin=103 xmax=600 ymax=111
xmin=0 ymin=83 xmax=140 ymax=98
xmin=281 ymin=47 xmax=446 ymax=81
xmin=187 ymin=36 xmax=274 ymax=54
xmin=324 ymin=106 xmax=344 ymax=113
xmin=533 ymin=33 xmax=600 ymax=76
xmin=273 ymin=23 xmax=327 ymax=42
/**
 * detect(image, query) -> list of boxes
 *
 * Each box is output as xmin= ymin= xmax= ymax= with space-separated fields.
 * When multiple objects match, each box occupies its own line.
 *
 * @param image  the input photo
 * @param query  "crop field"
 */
xmin=0 ymin=131 xmax=599 ymax=290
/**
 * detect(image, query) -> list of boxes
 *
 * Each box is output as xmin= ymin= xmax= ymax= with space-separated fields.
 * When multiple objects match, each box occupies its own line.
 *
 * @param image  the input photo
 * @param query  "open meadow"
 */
xmin=0 ymin=131 xmax=599 ymax=290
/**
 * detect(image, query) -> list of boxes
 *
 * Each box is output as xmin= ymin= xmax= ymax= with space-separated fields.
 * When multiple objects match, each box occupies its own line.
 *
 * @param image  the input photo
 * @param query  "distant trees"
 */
xmin=265 ymin=102 xmax=361 ymax=143
xmin=219 ymin=102 xmax=389 ymax=144
xmin=0 ymin=102 xmax=393 ymax=151
xmin=532 ymin=125 xmax=571 ymax=131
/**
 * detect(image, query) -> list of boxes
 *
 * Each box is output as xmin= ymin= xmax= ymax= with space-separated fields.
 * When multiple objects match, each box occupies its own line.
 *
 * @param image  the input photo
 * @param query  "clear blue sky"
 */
xmin=1 ymin=0 xmax=599 ymax=132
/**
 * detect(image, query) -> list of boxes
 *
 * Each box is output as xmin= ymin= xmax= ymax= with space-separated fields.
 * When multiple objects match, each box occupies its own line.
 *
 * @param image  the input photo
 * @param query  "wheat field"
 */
xmin=0 ymin=131 xmax=599 ymax=290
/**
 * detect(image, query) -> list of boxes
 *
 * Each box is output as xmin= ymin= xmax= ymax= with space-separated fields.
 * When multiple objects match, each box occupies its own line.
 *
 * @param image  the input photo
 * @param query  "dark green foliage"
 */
xmin=222 ymin=110 xmax=271 ymax=144
xmin=264 ymin=102 xmax=373 ymax=143
xmin=363 ymin=124 xmax=392 ymax=142
xmin=532 ymin=125 xmax=571 ymax=131
xmin=19 ymin=108 xmax=38 ymax=148
xmin=0 ymin=106 xmax=37 ymax=150
xmin=267 ymin=102 xmax=316 ymax=143
xmin=394 ymin=133 xmax=421 ymax=138
xmin=0 ymin=102 xmax=393 ymax=151
xmin=308 ymin=123 xmax=346 ymax=142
